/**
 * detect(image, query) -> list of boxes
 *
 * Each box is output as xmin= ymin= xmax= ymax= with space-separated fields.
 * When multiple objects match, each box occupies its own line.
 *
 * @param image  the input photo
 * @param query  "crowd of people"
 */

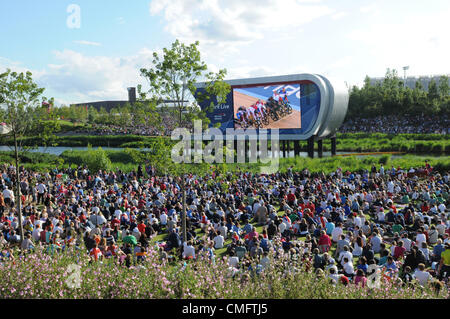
xmin=72 ymin=112 xmax=194 ymax=137
xmin=340 ymin=114 xmax=450 ymax=134
xmin=0 ymin=161 xmax=449 ymax=293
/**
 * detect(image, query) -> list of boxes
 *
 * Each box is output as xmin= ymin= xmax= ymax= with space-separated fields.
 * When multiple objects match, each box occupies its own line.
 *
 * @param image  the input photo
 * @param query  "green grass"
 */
xmin=2 ymin=149 xmax=449 ymax=175
xmin=1 ymin=133 xmax=449 ymax=153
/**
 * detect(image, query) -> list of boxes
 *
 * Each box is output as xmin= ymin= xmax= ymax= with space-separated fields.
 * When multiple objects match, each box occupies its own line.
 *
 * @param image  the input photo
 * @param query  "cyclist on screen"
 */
xmin=246 ymin=104 xmax=257 ymax=123
xmin=278 ymin=88 xmax=289 ymax=103
xmin=236 ymin=106 xmax=247 ymax=126
xmin=256 ymin=99 xmax=266 ymax=116
xmin=251 ymin=103 xmax=263 ymax=120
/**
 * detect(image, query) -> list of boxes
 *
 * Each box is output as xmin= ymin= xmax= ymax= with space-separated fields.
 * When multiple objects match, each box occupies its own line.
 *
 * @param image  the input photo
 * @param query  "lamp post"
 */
xmin=403 ymin=66 xmax=410 ymax=88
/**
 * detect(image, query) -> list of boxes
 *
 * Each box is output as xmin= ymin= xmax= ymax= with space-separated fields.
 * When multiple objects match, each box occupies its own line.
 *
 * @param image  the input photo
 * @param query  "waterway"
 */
xmin=0 ymin=146 xmax=446 ymax=159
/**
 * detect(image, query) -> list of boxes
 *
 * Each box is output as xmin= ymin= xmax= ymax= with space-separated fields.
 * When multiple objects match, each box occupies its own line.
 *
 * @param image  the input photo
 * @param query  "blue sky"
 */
xmin=1 ymin=0 xmax=449 ymax=105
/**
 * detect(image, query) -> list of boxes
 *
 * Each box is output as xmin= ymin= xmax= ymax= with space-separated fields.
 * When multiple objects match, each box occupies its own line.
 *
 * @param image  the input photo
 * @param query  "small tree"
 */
xmin=0 ymin=69 xmax=45 ymax=242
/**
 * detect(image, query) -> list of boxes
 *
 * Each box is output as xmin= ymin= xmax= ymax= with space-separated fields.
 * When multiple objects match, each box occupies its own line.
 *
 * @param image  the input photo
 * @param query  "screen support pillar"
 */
xmin=287 ymin=141 xmax=291 ymax=158
xmin=294 ymin=140 xmax=300 ymax=157
xmin=318 ymin=139 xmax=323 ymax=158
xmin=307 ymin=136 xmax=315 ymax=158
xmin=331 ymin=135 xmax=337 ymax=156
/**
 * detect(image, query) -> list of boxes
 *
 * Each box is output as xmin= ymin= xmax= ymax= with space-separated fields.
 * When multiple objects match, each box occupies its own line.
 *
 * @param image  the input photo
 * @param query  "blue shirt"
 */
xmin=357 ymin=263 xmax=368 ymax=274
xmin=343 ymin=205 xmax=351 ymax=217
xmin=243 ymin=224 xmax=253 ymax=234
xmin=433 ymin=244 xmax=445 ymax=258
xmin=384 ymin=262 xmax=398 ymax=272
xmin=326 ymin=222 xmax=335 ymax=235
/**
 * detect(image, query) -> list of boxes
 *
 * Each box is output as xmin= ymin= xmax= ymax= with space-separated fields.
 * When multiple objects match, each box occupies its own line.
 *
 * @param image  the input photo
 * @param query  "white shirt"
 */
xmin=377 ymin=211 xmax=385 ymax=222
xmin=353 ymin=243 xmax=363 ymax=257
xmin=331 ymin=227 xmax=343 ymax=242
xmin=36 ymin=183 xmax=47 ymax=194
xmin=343 ymin=262 xmax=354 ymax=275
xmin=182 ymin=243 xmax=196 ymax=259
xmin=339 ymin=251 xmax=353 ymax=266
xmin=213 ymin=235 xmax=224 ymax=249
xmin=402 ymin=238 xmax=412 ymax=251
xmin=32 ymin=228 xmax=41 ymax=241
xmin=2 ymin=189 xmax=12 ymax=199
xmin=413 ymin=270 xmax=431 ymax=286
xmin=415 ymin=233 xmax=426 ymax=247
xmin=228 ymin=256 xmax=239 ymax=268
xmin=371 ymin=236 xmax=382 ymax=253
xmin=160 ymin=213 xmax=168 ymax=225
xmin=34 ymin=220 xmax=43 ymax=228
xmin=114 ymin=209 xmax=122 ymax=219
xmin=218 ymin=225 xmax=228 ymax=239
xmin=279 ymin=222 xmax=287 ymax=234
xmin=354 ymin=216 xmax=362 ymax=228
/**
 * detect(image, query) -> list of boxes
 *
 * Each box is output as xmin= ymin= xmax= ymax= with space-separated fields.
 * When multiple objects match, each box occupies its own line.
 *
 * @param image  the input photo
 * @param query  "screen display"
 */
xmin=233 ymin=84 xmax=301 ymax=129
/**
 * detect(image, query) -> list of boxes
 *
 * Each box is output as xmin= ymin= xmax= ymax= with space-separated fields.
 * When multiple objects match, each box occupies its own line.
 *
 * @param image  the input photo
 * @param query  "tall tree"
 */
xmin=140 ymin=39 xmax=230 ymax=128
xmin=0 ymin=69 xmax=45 ymax=242
xmin=140 ymin=40 xmax=231 ymax=244
xmin=438 ymin=75 xmax=449 ymax=98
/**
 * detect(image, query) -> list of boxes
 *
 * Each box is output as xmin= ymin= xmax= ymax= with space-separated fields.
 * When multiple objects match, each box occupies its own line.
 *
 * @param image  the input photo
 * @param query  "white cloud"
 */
xmin=0 ymin=57 xmax=46 ymax=81
xmin=149 ymin=0 xmax=333 ymax=46
xmin=148 ymin=0 xmax=335 ymax=80
xmin=346 ymin=10 xmax=450 ymax=78
xmin=73 ymin=40 xmax=102 ymax=46
xmin=331 ymin=11 xmax=348 ymax=20
xmin=34 ymin=48 xmax=158 ymax=104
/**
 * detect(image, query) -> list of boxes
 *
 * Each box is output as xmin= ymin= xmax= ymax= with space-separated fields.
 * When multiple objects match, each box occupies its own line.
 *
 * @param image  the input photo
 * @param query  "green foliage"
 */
xmin=60 ymin=147 xmax=112 ymax=172
xmin=54 ymin=149 xmax=450 ymax=175
xmin=348 ymin=70 xmax=450 ymax=119
xmin=0 ymin=69 xmax=45 ymax=141
xmin=140 ymin=39 xmax=230 ymax=128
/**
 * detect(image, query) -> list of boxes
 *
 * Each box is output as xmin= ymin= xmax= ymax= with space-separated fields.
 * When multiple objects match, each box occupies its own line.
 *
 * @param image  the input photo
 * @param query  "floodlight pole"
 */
xmin=403 ymin=66 xmax=409 ymax=88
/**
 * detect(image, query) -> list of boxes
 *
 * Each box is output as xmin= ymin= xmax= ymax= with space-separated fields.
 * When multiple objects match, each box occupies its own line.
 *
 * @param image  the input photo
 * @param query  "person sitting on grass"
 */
xmin=354 ymin=269 xmax=367 ymax=288
xmin=342 ymin=257 xmax=354 ymax=279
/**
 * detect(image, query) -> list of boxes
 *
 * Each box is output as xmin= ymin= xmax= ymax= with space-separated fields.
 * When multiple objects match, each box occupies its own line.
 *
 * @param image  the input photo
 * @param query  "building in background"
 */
xmin=71 ymin=87 xmax=186 ymax=111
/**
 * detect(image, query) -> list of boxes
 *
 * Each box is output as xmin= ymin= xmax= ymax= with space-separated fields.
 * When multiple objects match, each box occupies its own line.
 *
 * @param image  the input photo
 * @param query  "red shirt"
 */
xmin=137 ymin=223 xmax=146 ymax=234
xmin=111 ymin=218 xmax=120 ymax=229
xmin=318 ymin=234 xmax=331 ymax=246
xmin=287 ymin=193 xmax=296 ymax=203
xmin=89 ymin=248 xmax=102 ymax=261
xmin=106 ymin=245 xmax=118 ymax=256
xmin=306 ymin=203 xmax=315 ymax=214
xmin=393 ymin=246 xmax=406 ymax=260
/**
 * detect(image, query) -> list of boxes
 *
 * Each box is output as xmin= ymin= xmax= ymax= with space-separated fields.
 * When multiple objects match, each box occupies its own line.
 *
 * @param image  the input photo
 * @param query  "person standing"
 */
xmin=36 ymin=182 xmax=47 ymax=205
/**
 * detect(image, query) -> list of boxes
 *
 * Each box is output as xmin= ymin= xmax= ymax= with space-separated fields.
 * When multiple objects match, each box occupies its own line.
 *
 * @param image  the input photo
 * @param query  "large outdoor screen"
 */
xmin=233 ymin=84 xmax=301 ymax=129
xmin=194 ymin=76 xmax=328 ymax=139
